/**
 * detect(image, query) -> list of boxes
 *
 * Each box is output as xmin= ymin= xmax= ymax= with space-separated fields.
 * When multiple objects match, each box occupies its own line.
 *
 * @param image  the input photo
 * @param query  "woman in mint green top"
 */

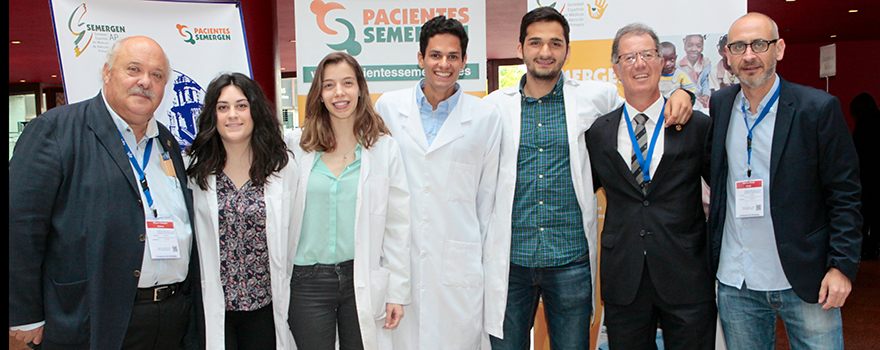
xmin=295 ymin=146 xmax=360 ymax=265
xmin=286 ymin=52 xmax=411 ymax=350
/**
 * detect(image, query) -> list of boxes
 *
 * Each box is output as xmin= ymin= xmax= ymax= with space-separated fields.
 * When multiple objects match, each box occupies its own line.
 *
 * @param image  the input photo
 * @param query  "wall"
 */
xmin=775 ymin=40 xmax=880 ymax=131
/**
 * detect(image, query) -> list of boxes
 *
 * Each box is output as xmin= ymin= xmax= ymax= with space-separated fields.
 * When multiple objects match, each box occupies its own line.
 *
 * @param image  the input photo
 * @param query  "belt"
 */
xmin=136 ymin=282 xmax=183 ymax=302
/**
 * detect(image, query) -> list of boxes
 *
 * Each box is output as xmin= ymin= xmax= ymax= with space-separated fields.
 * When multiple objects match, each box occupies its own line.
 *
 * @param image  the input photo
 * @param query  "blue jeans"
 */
xmin=717 ymin=282 xmax=844 ymax=350
xmin=490 ymin=253 xmax=592 ymax=350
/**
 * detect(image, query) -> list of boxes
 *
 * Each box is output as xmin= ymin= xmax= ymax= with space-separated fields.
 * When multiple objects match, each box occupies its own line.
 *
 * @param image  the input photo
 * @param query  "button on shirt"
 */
xmin=717 ymin=75 xmax=791 ymax=291
xmin=295 ymin=146 xmax=361 ymax=265
xmin=415 ymin=78 xmax=462 ymax=146
xmin=104 ymin=93 xmax=193 ymax=288
xmin=511 ymin=74 xmax=588 ymax=267
xmin=617 ymin=97 xmax=666 ymax=179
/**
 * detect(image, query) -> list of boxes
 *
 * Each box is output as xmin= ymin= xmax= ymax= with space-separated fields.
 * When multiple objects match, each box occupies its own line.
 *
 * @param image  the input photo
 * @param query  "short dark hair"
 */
xmin=420 ymin=16 xmax=469 ymax=57
xmin=186 ymin=72 xmax=290 ymax=190
xmin=519 ymin=7 xmax=570 ymax=46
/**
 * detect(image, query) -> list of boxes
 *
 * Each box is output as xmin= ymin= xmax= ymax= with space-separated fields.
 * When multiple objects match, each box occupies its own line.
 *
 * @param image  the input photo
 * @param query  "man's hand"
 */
xmin=9 ymin=326 xmax=43 ymax=345
xmin=818 ymin=267 xmax=852 ymax=309
xmin=383 ymin=303 xmax=404 ymax=329
xmin=664 ymin=89 xmax=694 ymax=127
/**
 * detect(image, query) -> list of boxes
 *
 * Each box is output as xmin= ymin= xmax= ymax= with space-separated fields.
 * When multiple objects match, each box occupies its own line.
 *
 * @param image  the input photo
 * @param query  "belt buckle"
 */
xmin=153 ymin=285 xmax=170 ymax=301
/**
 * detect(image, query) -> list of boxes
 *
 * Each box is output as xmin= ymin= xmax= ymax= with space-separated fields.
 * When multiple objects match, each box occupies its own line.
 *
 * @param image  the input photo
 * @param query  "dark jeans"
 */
xmin=225 ymin=303 xmax=276 ymax=350
xmin=121 ymin=288 xmax=191 ymax=350
xmin=288 ymin=260 xmax=363 ymax=350
xmin=490 ymin=253 xmax=593 ymax=350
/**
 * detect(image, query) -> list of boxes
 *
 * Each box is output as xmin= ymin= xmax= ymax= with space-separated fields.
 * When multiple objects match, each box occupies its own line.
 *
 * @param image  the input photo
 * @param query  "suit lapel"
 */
xmin=87 ymin=93 xmax=139 ymax=193
xmin=647 ymin=122 xmax=683 ymax=194
xmin=770 ymin=79 xmax=795 ymax=188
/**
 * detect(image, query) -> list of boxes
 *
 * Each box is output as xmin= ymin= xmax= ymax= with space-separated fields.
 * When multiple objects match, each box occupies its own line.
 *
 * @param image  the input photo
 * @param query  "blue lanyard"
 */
xmin=741 ymin=83 xmax=780 ymax=177
xmin=623 ymin=101 xmax=665 ymax=184
xmin=119 ymin=130 xmax=156 ymax=217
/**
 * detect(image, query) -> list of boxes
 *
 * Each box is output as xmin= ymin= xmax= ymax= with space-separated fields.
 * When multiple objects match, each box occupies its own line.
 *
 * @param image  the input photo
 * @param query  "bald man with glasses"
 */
xmin=707 ymin=13 xmax=862 ymax=350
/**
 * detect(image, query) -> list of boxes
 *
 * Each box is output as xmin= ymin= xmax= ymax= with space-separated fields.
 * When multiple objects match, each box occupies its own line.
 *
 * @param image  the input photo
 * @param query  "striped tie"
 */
xmin=631 ymin=113 xmax=649 ymax=193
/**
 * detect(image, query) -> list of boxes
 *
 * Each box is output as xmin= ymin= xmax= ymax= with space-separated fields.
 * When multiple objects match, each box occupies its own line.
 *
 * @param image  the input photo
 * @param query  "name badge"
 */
xmin=146 ymin=218 xmax=181 ymax=259
xmin=735 ymin=179 xmax=764 ymax=218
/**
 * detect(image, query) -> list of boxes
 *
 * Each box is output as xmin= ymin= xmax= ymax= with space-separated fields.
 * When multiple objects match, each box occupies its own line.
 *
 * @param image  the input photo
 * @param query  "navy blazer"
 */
xmin=8 ymin=93 xmax=200 ymax=349
xmin=707 ymin=78 xmax=862 ymax=303
xmin=587 ymin=105 xmax=714 ymax=306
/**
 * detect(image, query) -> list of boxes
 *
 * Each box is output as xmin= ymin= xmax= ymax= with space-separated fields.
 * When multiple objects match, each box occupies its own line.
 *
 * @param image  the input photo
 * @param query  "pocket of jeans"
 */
xmin=441 ymin=240 xmax=483 ymax=288
xmin=370 ymin=268 xmax=391 ymax=320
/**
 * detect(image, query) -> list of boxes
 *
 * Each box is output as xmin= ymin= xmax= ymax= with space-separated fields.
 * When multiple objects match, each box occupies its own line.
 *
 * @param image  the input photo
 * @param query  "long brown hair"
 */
xmin=300 ymin=52 xmax=389 ymax=153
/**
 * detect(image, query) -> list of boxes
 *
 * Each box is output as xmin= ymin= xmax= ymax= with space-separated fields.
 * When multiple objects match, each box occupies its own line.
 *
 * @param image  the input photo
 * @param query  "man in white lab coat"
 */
xmin=482 ymin=7 xmax=694 ymax=349
xmin=374 ymin=15 xmax=503 ymax=350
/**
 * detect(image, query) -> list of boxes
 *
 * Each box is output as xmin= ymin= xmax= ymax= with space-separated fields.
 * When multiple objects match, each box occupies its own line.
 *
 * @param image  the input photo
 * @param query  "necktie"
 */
xmin=631 ymin=113 xmax=649 ymax=193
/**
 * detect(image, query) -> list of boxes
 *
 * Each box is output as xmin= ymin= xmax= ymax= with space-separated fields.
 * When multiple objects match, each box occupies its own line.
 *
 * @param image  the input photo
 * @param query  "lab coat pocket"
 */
xmin=370 ymin=268 xmax=391 ymax=320
xmin=441 ymin=240 xmax=483 ymax=288
xmin=368 ymin=175 xmax=390 ymax=216
xmin=446 ymin=161 xmax=476 ymax=203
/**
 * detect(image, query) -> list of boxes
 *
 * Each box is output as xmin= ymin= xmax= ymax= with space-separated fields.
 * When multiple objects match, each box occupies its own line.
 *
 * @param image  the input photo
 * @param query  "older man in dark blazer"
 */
xmin=708 ymin=13 xmax=861 ymax=350
xmin=9 ymin=36 xmax=201 ymax=350
xmin=586 ymin=23 xmax=715 ymax=349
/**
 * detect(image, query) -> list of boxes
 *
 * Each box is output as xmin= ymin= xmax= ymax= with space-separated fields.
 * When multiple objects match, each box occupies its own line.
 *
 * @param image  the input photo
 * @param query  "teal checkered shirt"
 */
xmin=510 ymin=75 xmax=588 ymax=267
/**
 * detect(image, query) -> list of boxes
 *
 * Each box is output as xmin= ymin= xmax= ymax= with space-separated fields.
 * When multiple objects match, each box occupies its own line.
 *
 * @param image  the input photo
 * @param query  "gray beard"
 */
xmin=737 ymin=59 xmax=776 ymax=90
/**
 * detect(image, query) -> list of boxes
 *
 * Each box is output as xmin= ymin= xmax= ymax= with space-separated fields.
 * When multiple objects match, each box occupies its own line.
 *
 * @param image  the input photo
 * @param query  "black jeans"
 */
xmin=225 ymin=303 xmax=276 ymax=350
xmin=288 ymin=260 xmax=363 ymax=350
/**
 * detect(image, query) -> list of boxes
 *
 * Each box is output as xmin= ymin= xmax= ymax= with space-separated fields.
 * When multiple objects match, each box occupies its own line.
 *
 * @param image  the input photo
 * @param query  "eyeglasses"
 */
xmin=616 ymin=49 xmax=660 ymax=66
xmin=727 ymin=39 xmax=779 ymax=55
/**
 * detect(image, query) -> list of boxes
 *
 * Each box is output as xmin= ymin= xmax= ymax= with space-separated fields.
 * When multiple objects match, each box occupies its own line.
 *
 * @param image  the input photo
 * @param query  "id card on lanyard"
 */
xmin=734 ymin=83 xmax=780 ymax=218
xmin=120 ymin=132 xmax=181 ymax=259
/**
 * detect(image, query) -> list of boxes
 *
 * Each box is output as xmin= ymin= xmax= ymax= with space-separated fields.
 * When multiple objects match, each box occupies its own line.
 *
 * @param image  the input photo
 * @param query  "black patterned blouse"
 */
xmin=217 ymin=172 xmax=271 ymax=311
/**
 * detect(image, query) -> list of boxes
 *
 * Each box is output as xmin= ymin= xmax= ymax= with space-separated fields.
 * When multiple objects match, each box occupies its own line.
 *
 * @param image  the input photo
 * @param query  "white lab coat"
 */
xmin=374 ymin=84 xmax=502 ymax=349
xmin=188 ymin=153 xmax=299 ymax=350
xmin=481 ymin=74 xmax=624 ymax=339
xmin=286 ymin=129 xmax=412 ymax=350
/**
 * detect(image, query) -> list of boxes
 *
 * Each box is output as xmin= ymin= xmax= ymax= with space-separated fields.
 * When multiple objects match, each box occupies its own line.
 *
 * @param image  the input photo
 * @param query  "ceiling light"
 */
xmin=20 ymin=80 xmax=26 ymax=82
xmin=830 ymin=35 xmax=837 ymax=38
xmin=12 ymin=40 xmax=21 ymax=44
xmin=281 ymin=68 xmax=286 ymax=70
xmin=290 ymin=40 xmax=296 ymax=43
xmin=849 ymin=10 xmax=858 ymax=13
xmin=51 ymin=75 xmax=58 ymax=77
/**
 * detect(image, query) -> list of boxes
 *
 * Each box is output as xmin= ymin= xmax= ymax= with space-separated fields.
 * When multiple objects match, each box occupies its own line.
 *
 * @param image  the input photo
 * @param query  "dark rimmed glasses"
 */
xmin=727 ymin=39 xmax=779 ymax=55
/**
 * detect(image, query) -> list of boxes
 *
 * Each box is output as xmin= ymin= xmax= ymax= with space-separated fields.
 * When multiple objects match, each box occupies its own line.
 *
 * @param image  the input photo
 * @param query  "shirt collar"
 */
xmin=736 ymin=73 xmax=780 ymax=117
xmin=624 ymin=95 xmax=665 ymax=125
xmin=519 ymin=73 xmax=565 ymax=101
xmin=102 ymin=90 xmax=159 ymax=144
xmin=415 ymin=78 xmax=462 ymax=112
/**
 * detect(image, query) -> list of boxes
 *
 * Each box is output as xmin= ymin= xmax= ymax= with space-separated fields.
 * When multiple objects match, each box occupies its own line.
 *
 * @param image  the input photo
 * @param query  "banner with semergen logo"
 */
xmin=294 ymin=0 xmax=487 ymax=121
xmin=50 ymin=0 xmax=251 ymax=150
xmin=523 ymin=1 xmax=745 ymax=350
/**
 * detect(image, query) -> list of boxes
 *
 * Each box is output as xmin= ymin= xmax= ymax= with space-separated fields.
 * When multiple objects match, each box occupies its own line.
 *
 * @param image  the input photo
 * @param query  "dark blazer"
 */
xmin=8 ymin=93 xmax=201 ymax=349
xmin=707 ymin=78 xmax=862 ymax=303
xmin=586 ymin=105 xmax=714 ymax=306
